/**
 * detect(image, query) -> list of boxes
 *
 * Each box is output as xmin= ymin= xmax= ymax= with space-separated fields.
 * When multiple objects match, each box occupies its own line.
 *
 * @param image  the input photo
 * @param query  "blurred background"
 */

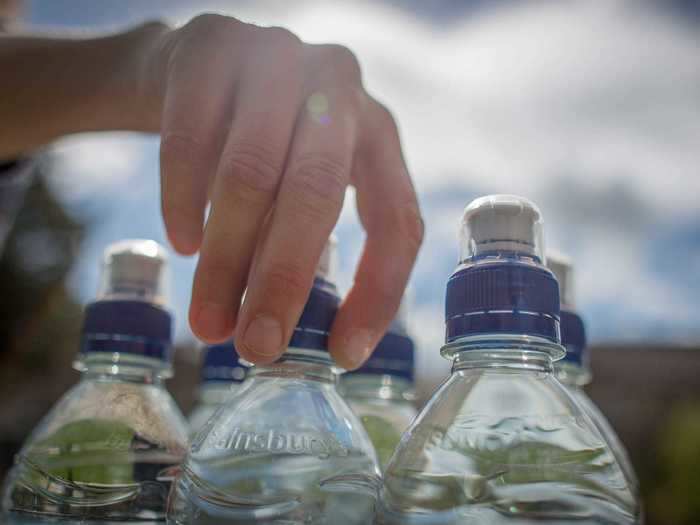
xmin=0 ymin=1 xmax=699 ymax=524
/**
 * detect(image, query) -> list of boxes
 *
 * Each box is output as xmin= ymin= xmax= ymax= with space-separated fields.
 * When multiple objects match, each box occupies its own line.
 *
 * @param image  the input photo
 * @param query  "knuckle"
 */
xmin=187 ymin=13 xmax=239 ymax=35
xmin=372 ymin=100 xmax=400 ymax=136
xmin=371 ymin=198 xmax=423 ymax=255
xmin=253 ymin=27 xmax=304 ymax=78
xmin=182 ymin=14 xmax=221 ymax=43
xmin=395 ymin=202 xmax=425 ymax=253
xmin=219 ymin=141 xmax=283 ymax=204
xmin=289 ymin=153 xmax=348 ymax=219
xmin=312 ymin=44 xmax=362 ymax=84
xmin=179 ymin=14 xmax=250 ymax=55
xmin=325 ymin=84 xmax=365 ymax=114
xmin=346 ymin=85 xmax=366 ymax=112
xmin=328 ymin=44 xmax=362 ymax=79
xmin=134 ymin=21 xmax=171 ymax=41
xmin=188 ymin=13 xmax=221 ymax=29
xmin=260 ymin=26 xmax=302 ymax=51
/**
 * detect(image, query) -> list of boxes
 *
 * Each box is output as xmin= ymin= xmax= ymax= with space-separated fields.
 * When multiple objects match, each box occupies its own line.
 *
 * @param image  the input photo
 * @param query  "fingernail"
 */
xmin=243 ymin=315 xmax=283 ymax=357
xmin=343 ymin=330 xmax=374 ymax=370
xmin=175 ymin=230 xmax=201 ymax=256
xmin=194 ymin=303 xmax=230 ymax=340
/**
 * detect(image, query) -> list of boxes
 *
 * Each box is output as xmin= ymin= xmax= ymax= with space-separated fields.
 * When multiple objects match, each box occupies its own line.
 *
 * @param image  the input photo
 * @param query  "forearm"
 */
xmin=0 ymin=22 xmax=169 ymax=160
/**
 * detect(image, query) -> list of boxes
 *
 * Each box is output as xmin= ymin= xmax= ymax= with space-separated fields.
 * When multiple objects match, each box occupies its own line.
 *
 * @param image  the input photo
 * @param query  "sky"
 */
xmin=22 ymin=0 xmax=700 ymax=381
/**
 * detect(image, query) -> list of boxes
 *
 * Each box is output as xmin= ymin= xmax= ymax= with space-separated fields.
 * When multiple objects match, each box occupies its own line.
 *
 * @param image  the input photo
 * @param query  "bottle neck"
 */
xmin=444 ymin=335 xmax=565 ymax=374
xmin=341 ymin=374 xmax=415 ymax=403
xmin=75 ymin=353 xmax=170 ymax=385
xmin=247 ymin=348 xmax=338 ymax=384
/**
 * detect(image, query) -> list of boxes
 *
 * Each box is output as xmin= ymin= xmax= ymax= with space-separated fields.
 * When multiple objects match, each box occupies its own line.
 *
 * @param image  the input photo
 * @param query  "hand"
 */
xmin=138 ymin=15 xmax=423 ymax=368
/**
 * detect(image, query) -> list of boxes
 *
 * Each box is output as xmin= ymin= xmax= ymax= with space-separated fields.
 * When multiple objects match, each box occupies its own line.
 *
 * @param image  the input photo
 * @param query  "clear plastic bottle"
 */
xmin=341 ymin=297 xmax=417 ymax=470
xmin=168 ymin=236 xmax=381 ymax=525
xmin=378 ymin=195 xmax=639 ymax=524
xmin=2 ymin=239 xmax=189 ymax=524
xmin=547 ymin=253 xmax=641 ymax=516
xmin=188 ymin=342 xmax=247 ymax=435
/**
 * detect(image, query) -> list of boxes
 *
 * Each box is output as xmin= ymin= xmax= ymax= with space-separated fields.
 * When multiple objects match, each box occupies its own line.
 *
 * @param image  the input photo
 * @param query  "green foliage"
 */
xmin=651 ymin=402 xmax=700 ymax=525
xmin=361 ymin=414 xmax=404 ymax=469
xmin=27 ymin=418 xmax=136 ymax=485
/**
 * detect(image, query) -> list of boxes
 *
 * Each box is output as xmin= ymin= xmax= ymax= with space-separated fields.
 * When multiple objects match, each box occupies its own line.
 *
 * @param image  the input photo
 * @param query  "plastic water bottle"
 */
xmin=188 ymin=342 xmax=247 ymax=435
xmin=2 ymin=239 xmax=189 ymax=523
xmin=547 ymin=253 xmax=641 ymax=517
xmin=341 ymin=297 xmax=417 ymax=470
xmin=168 ymin=236 xmax=381 ymax=525
xmin=378 ymin=195 xmax=638 ymax=524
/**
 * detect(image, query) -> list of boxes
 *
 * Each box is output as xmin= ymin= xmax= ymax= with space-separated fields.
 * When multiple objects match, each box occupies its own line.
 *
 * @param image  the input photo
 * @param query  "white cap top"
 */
xmin=97 ymin=239 xmax=169 ymax=306
xmin=460 ymin=195 xmax=545 ymax=262
xmin=315 ymin=234 xmax=338 ymax=283
xmin=547 ymin=252 xmax=575 ymax=309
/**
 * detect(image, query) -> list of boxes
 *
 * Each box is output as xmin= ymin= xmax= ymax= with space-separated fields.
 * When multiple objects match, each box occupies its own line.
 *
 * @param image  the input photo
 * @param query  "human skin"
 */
xmin=0 ymin=15 xmax=424 ymax=369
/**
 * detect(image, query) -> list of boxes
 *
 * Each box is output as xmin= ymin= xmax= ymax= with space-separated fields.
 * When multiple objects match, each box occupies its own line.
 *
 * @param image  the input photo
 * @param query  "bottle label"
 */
xmin=209 ymin=427 xmax=349 ymax=458
xmin=401 ymin=413 xmax=607 ymax=477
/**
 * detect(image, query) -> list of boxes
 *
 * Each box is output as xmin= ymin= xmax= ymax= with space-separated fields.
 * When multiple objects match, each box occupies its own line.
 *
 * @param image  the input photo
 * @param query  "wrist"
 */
xmin=92 ymin=21 xmax=172 ymax=133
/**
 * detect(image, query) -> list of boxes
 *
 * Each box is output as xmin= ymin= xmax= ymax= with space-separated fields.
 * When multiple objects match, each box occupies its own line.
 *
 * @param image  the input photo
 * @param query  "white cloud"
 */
xmin=46 ymin=132 xmax=156 ymax=204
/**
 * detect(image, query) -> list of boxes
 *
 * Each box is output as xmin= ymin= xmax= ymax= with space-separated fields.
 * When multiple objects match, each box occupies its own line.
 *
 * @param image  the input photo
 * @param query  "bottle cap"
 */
xmin=201 ymin=342 xmax=247 ymax=383
xmin=81 ymin=240 xmax=173 ymax=363
xmin=547 ymin=253 xmax=588 ymax=368
xmin=98 ymin=239 xmax=168 ymax=305
xmin=547 ymin=252 xmax=575 ymax=310
xmin=460 ymin=194 xmax=544 ymax=263
xmin=446 ymin=195 xmax=561 ymax=344
xmin=288 ymin=235 xmax=341 ymax=352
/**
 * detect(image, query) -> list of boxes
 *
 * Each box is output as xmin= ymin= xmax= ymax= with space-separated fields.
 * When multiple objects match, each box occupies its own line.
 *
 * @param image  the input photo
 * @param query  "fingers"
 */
xmin=234 ymin=45 xmax=361 ymax=363
xmin=329 ymin=98 xmax=424 ymax=370
xmin=158 ymin=15 xmax=249 ymax=255
xmin=189 ymin=27 xmax=305 ymax=343
xmin=156 ymin=14 xmax=421 ymax=358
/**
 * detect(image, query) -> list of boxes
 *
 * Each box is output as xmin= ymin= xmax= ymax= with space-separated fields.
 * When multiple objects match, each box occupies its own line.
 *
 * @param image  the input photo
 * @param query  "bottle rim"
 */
xmin=441 ymin=333 xmax=566 ymax=361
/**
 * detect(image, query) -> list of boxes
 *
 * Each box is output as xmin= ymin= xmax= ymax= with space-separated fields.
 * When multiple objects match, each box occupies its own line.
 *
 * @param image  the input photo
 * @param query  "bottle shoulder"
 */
xmin=21 ymin=377 xmax=188 ymax=455
xmin=191 ymin=376 xmax=377 ymax=463
xmin=173 ymin=376 xmax=381 ymax=523
xmin=4 ymin=378 xmax=187 ymax=522
xmin=417 ymin=368 xmax=587 ymax=428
